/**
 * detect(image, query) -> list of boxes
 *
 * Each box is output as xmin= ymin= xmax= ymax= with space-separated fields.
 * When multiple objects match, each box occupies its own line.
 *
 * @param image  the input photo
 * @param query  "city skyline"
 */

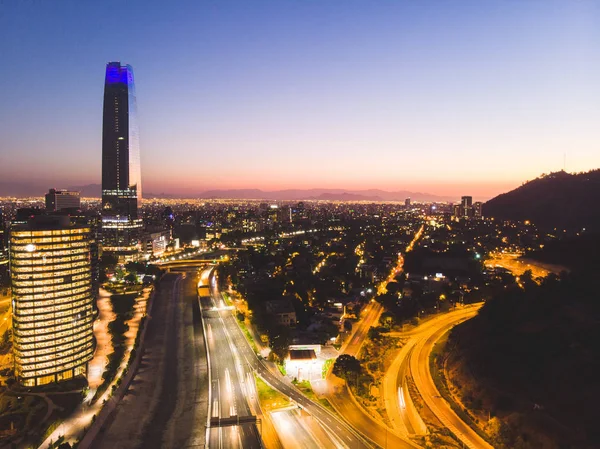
xmin=0 ymin=2 xmax=597 ymax=447
xmin=1 ymin=1 xmax=599 ymax=199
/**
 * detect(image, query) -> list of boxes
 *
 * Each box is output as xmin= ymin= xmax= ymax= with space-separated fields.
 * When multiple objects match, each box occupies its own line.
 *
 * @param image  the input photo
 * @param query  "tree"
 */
xmin=268 ymin=325 xmax=291 ymax=361
xmin=125 ymin=272 xmax=138 ymax=284
xmin=368 ymin=326 xmax=382 ymax=340
xmin=381 ymin=311 xmax=396 ymax=329
xmin=386 ymin=281 xmax=401 ymax=295
xmin=332 ymin=354 xmax=362 ymax=384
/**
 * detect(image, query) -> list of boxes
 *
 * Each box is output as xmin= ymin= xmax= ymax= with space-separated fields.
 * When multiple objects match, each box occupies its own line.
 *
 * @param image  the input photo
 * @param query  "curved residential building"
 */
xmin=10 ymin=215 xmax=95 ymax=387
xmin=102 ymin=61 xmax=143 ymax=255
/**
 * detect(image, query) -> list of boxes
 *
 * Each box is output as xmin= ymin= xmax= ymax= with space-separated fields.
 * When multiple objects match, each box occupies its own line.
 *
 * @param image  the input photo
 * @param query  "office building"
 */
xmin=142 ymin=229 xmax=172 ymax=257
xmin=45 ymin=189 xmax=81 ymax=212
xmin=405 ymin=198 xmax=411 ymax=207
xmin=101 ymin=62 xmax=143 ymax=255
xmin=10 ymin=215 xmax=95 ymax=387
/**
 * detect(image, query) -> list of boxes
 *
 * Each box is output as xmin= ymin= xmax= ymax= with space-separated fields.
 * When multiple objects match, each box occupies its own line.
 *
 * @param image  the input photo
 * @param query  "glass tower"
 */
xmin=101 ymin=62 xmax=143 ymax=254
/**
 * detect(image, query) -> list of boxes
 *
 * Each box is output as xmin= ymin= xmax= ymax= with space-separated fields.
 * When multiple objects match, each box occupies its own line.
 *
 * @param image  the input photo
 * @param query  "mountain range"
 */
xmin=0 ymin=183 xmax=455 ymax=202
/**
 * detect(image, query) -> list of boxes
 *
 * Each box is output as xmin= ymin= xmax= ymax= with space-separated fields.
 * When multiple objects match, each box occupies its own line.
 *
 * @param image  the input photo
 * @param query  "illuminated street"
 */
xmin=194 ymin=267 xmax=372 ymax=449
xmin=378 ymin=224 xmax=424 ymax=295
xmin=408 ymin=304 xmax=492 ymax=449
xmin=339 ymin=300 xmax=383 ymax=358
xmin=383 ymin=306 xmax=484 ymax=440
xmin=270 ymin=408 xmax=343 ymax=449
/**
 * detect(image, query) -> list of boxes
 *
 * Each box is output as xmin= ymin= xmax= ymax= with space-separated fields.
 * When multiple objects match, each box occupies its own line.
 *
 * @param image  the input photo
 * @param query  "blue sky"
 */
xmin=1 ymin=0 xmax=598 ymax=199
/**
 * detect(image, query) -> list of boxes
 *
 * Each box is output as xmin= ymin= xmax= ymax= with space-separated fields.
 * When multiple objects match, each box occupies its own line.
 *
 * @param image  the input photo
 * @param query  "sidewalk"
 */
xmin=39 ymin=282 xmax=159 ymax=449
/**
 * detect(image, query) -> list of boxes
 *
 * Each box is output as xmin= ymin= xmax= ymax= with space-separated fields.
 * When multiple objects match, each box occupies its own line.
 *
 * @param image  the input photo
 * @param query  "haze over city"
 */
xmin=1 ymin=0 xmax=599 ymax=199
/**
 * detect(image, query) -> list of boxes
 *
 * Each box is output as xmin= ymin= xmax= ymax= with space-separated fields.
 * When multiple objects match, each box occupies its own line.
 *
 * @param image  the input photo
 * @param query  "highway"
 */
xmin=270 ymin=408 xmax=342 ymax=449
xmin=324 ymin=378 xmax=419 ymax=449
xmin=382 ymin=340 xmax=420 ymax=436
xmin=399 ymin=305 xmax=494 ymax=449
xmin=383 ymin=307 xmax=484 ymax=439
xmin=199 ymin=268 xmax=373 ymax=449
xmin=198 ymin=270 xmax=263 ymax=449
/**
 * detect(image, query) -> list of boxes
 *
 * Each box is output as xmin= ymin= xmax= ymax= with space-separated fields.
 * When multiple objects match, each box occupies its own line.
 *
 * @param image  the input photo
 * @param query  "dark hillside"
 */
xmin=484 ymin=170 xmax=600 ymax=231
xmin=447 ymin=272 xmax=600 ymax=448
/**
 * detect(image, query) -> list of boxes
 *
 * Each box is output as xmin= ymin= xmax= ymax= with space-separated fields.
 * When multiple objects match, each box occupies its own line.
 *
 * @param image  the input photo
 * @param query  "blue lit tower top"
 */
xmin=101 ymin=62 xmax=143 ymax=252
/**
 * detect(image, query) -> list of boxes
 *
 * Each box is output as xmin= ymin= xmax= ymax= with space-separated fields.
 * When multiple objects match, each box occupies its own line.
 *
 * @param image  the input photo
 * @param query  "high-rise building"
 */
xmin=474 ymin=201 xmax=483 ymax=218
xmin=0 ymin=207 xmax=5 ymax=260
xmin=461 ymin=196 xmax=473 ymax=209
xmin=10 ymin=215 xmax=95 ymax=386
xmin=461 ymin=196 xmax=473 ymax=218
xmin=45 ymin=189 xmax=81 ymax=212
xmin=101 ymin=62 xmax=143 ymax=255
xmin=405 ymin=198 xmax=411 ymax=208
xmin=57 ymin=208 xmax=102 ymax=301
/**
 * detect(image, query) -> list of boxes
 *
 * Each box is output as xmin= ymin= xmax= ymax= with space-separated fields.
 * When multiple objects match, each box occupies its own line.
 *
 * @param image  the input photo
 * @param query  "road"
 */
xmin=201 ymin=269 xmax=372 ymax=449
xmin=340 ymin=300 xmax=383 ymax=358
xmin=199 ymin=271 xmax=263 ymax=449
xmin=316 ymin=226 xmax=424 ymax=449
xmin=319 ymin=297 xmax=421 ymax=448
xmin=383 ymin=306 xmax=484 ymax=439
xmin=270 ymin=408 xmax=343 ymax=449
xmin=323 ymin=378 xmax=419 ymax=449
xmin=407 ymin=305 xmax=494 ymax=449
xmin=382 ymin=340 xmax=419 ymax=436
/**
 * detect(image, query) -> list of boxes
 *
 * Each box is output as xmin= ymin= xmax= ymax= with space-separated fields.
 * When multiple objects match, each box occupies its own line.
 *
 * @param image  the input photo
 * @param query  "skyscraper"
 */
xmin=10 ymin=215 xmax=95 ymax=386
xmin=461 ymin=196 xmax=473 ymax=218
xmin=101 ymin=62 xmax=143 ymax=255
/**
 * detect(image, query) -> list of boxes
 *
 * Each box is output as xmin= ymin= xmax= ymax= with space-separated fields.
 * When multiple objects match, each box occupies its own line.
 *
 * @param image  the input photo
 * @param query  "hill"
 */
xmin=446 ymin=272 xmax=600 ymax=448
xmin=484 ymin=170 xmax=600 ymax=231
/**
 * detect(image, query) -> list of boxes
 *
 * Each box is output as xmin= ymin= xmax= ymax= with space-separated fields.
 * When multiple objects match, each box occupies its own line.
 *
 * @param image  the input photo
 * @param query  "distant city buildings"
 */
xmin=453 ymin=196 xmax=483 ymax=219
xmin=0 ymin=208 xmax=6 ymax=261
xmin=45 ymin=189 xmax=81 ymax=211
xmin=101 ymin=62 xmax=143 ymax=256
xmin=10 ymin=215 xmax=95 ymax=386
xmin=474 ymin=201 xmax=483 ymax=218
xmin=405 ymin=198 xmax=411 ymax=207
xmin=142 ymin=229 xmax=173 ymax=257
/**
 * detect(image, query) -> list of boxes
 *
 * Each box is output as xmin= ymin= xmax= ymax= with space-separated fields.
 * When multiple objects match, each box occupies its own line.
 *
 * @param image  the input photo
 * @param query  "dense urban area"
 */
xmin=1 ymin=184 xmax=595 ymax=449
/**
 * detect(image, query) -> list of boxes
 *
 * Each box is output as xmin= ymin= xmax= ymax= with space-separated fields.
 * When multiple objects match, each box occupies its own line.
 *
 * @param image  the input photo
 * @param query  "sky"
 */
xmin=0 ymin=0 xmax=598 ymax=200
